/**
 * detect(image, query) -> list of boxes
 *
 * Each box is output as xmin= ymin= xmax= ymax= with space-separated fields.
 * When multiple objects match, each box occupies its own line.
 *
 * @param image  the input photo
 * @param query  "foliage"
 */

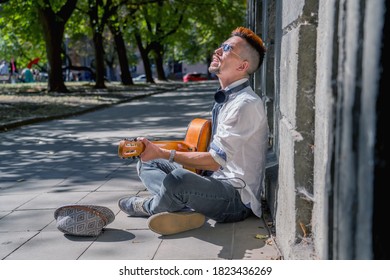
xmin=165 ymin=0 xmax=246 ymax=64
xmin=0 ymin=0 xmax=246 ymax=81
xmin=0 ymin=0 xmax=47 ymax=71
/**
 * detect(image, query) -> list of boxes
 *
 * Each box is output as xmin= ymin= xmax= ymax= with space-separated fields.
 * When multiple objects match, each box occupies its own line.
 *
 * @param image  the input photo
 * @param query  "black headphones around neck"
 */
xmin=214 ymin=80 xmax=250 ymax=104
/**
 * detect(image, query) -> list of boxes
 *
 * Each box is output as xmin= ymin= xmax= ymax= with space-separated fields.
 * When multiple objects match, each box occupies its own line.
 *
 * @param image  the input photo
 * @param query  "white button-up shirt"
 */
xmin=210 ymin=79 xmax=268 ymax=218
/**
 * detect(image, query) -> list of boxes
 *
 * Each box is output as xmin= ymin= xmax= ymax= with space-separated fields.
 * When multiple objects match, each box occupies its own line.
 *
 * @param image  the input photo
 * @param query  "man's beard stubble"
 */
xmin=208 ymin=65 xmax=220 ymax=75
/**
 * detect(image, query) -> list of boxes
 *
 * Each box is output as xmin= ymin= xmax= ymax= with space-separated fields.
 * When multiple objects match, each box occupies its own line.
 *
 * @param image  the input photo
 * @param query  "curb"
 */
xmin=0 ymin=89 xmax=171 ymax=133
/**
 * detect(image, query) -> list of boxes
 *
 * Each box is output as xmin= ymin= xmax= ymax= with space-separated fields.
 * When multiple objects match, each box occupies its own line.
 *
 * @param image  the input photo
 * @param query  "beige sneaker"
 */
xmin=147 ymin=212 xmax=206 ymax=235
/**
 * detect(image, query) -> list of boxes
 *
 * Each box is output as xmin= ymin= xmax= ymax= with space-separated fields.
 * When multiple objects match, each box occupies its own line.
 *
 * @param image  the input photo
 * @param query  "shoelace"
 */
xmin=133 ymin=198 xmax=149 ymax=215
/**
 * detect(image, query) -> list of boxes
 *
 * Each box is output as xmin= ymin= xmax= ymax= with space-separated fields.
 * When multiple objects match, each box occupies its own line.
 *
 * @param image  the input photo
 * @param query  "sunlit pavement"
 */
xmin=0 ymin=81 xmax=281 ymax=260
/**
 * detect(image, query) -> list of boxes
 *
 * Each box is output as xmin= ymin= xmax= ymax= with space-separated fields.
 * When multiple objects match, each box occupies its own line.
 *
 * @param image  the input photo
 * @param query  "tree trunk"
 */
xmin=135 ymin=32 xmax=155 ymax=84
xmin=88 ymin=0 xmax=106 ymax=89
xmin=36 ymin=0 xmax=77 ymax=92
xmin=153 ymin=43 xmax=167 ymax=81
xmin=109 ymin=23 xmax=133 ymax=85
xmin=92 ymin=32 xmax=106 ymax=89
xmin=44 ymin=20 xmax=67 ymax=92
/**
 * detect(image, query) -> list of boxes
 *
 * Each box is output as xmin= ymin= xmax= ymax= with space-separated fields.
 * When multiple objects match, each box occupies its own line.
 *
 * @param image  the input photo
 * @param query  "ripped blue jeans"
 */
xmin=136 ymin=159 xmax=252 ymax=223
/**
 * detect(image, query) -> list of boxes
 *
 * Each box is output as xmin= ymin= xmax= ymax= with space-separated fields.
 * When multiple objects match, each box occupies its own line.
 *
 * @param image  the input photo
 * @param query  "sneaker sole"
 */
xmin=147 ymin=212 xmax=206 ymax=235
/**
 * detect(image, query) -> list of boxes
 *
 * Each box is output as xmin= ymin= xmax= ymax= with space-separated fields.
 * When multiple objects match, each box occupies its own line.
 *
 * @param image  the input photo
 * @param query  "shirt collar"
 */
xmin=225 ymin=78 xmax=249 ymax=91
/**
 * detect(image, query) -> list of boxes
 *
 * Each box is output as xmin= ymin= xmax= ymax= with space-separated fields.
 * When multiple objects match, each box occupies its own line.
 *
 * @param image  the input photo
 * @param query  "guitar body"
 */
xmin=183 ymin=118 xmax=211 ymax=153
xmin=118 ymin=118 xmax=211 ymax=174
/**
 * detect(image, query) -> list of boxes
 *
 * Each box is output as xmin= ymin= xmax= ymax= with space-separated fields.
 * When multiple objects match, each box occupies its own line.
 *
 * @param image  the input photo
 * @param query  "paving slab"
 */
xmin=79 ymin=229 xmax=161 ymax=260
xmin=5 ymin=231 xmax=94 ymax=260
xmin=0 ymin=232 xmax=38 ymax=259
xmin=0 ymin=82 xmax=281 ymax=261
xmin=0 ymin=209 xmax=54 ymax=232
xmin=0 ymin=193 xmax=39 ymax=211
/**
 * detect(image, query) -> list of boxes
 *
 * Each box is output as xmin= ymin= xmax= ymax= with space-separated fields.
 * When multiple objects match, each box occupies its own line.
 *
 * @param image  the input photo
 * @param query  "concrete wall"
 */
xmin=254 ymin=0 xmax=386 ymax=259
xmin=311 ymin=0 xmax=335 ymax=260
xmin=275 ymin=0 xmax=318 ymax=259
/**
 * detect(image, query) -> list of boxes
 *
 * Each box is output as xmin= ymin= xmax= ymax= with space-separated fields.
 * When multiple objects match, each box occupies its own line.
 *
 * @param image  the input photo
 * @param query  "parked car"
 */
xmin=133 ymin=74 xmax=147 ymax=82
xmin=183 ymin=72 xmax=208 ymax=82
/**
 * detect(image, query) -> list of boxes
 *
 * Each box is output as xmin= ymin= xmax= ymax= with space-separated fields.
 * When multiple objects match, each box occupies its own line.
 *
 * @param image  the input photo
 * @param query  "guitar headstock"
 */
xmin=118 ymin=139 xmax=145 ymax=159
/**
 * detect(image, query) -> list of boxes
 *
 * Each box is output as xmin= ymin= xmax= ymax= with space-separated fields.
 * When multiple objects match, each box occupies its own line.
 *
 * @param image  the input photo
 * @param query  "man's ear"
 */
xmin=237 ymin=61 xmax=249 ymax=72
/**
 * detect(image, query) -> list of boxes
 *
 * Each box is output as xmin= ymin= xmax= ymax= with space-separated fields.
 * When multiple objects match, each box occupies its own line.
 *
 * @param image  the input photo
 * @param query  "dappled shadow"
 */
xmin=3 ymin=81 xmax=274 ymax=260
xmin=0 ymin=82 xmax=217 ymax=195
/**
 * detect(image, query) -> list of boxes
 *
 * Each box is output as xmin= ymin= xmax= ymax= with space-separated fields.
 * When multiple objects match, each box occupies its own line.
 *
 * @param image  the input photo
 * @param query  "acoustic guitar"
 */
xmin=118 ymin=118 xmax=211 ymax=174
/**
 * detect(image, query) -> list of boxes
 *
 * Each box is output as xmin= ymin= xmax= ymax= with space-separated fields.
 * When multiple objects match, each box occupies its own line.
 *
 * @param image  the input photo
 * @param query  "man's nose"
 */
xmin=215 ymin=47 xmax=223 ymax=56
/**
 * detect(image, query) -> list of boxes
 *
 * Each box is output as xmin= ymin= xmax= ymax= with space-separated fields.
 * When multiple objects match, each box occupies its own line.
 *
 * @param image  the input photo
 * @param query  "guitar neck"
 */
xmin=150 ymin=140 xmax=197 ymax=152
xmin=118 ymin=118 xmax=211 ymax=175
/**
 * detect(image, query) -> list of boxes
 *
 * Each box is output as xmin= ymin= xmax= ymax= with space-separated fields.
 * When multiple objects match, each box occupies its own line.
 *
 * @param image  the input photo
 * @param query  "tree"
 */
xmin=76 ymin=0 xmax=134 ymax=88
xmin=0 ymin=0 xmax=79 ymax=92
xmin=134 ymin=28 xmax=154 ymax=83
xmin=168 ymin=0 xmax=247 ymax=67
xmin=64 ymin=0 xmax=138 ymax=85
xmin=0 ymin=0 xmax=49 ymax=78
xmin=0 ymin=0 xmax=246 ymax=90
xmin=81 ymin=0 xmax=110 ymax=88
xmin=107 ymin=2 xmax=134 ymax=85
xmin=127 ymin=0 xmax=246 ymax=81
xmin=130 ymin=0 xmax=186 ymax=81
xmin=36 ymin=0 xmax=78 ymax=92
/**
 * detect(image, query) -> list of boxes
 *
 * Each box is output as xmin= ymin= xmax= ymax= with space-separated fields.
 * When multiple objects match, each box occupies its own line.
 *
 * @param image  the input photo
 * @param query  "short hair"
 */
xmin=231 ymin=27 xmax=266 ymax=71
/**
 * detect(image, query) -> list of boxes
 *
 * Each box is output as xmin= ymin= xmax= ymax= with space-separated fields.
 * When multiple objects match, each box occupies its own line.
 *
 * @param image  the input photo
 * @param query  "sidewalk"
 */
xmin=0 ymin=82 xmax=281 ymax=260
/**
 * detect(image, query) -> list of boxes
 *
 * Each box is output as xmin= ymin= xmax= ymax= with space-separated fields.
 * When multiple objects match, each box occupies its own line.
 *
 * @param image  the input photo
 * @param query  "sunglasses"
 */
xmin=220 ymin=43 xmax=245 ymax=60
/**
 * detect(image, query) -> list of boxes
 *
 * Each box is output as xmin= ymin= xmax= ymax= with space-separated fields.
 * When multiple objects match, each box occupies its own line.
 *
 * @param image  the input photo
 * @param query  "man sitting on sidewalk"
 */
xmin=119 ymin=26 xmax=268 ymax=236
